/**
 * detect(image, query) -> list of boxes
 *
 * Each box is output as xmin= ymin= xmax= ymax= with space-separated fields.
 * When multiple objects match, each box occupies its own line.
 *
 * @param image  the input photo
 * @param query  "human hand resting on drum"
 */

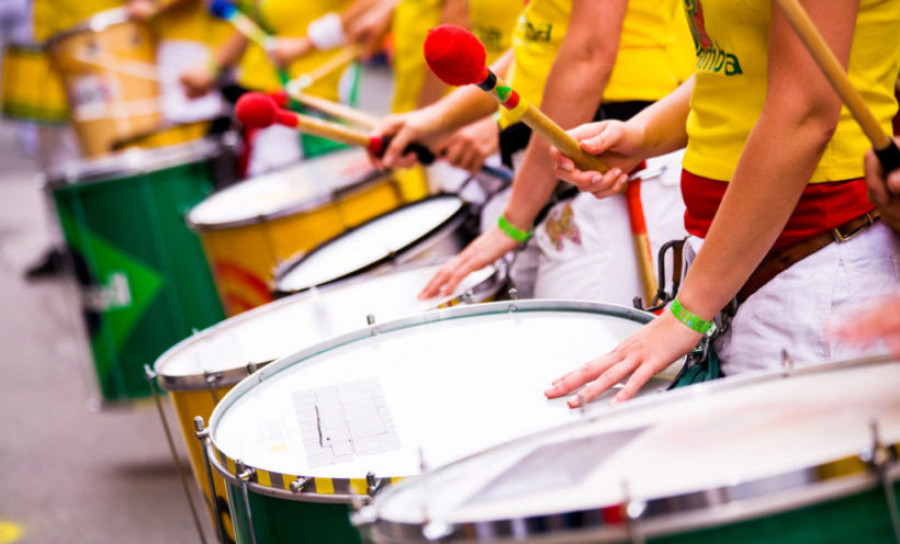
xmin=550 ymin=121 xmax=648 ymax=199
xmin=863 ymin=136 xmax=900 ymax=233
xmin=419 ymin=227 xmax=518 ymax=299
xmin=435 ymin=116 xmax=499 ymax=174
xmin=834 ymin=293 xmax=900 ymax=358
xmin=266 ymin=37 xmax=314 ymax=69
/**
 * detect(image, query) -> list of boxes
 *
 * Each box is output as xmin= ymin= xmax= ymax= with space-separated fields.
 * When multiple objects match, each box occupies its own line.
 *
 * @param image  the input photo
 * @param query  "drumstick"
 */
xmin=235 ymin=92 xmax=436 ymax=163
xmin=773 ymin=0 xmax=900 ymax=176
xmin=269 ymin=89 xmax=378 ymax=130
xmin=287 ymin=46 xmax=360 ymax=92
xmin=209 ymin=0 xmax=290 ymax=85
xmin=423 ymin=24 xmax=658 ymax=304
xmin=423 ymin=24 xmax=610 ymax=174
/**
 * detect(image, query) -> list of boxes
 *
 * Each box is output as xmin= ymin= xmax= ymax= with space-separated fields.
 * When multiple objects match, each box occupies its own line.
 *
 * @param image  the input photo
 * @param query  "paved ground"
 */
xmin=0 ymin=65 xmax=392 ymax=544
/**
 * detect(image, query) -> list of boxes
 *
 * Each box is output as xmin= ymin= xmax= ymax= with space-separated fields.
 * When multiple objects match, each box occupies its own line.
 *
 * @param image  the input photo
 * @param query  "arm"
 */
xmin=180 ymin=31 xmax=249 ymax=98
xmin=546 ymin=0 xmax=860 ymax=407
xmin=419 ymin=0 xmax=629 ymax=297
xmin=416 ymin=0 xmax=470 ymax=107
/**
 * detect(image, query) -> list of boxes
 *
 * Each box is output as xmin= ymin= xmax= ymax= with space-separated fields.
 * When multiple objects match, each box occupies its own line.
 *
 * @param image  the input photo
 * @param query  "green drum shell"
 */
xmin=50 ymin=141 xmax=226 ymax=402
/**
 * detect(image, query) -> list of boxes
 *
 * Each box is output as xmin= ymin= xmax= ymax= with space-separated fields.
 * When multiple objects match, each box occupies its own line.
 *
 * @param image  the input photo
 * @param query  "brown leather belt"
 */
xmin=736 ymin=210 xmax=881 ymax=304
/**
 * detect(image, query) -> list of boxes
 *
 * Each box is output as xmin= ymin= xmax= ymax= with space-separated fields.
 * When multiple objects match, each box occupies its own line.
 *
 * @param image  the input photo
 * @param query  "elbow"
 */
xmin=764 ymin=95 xmax=842 ymax=147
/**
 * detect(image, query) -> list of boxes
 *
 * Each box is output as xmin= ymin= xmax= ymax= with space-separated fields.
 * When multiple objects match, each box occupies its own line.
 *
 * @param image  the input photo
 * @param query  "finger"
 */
xmin=438 ymin=257 xmax=477 ymax=296
xmin=566 ymin=122 xmax=609 ymax=143
xmin=610 ymin=361 xmax=659 ymax=406
xmin=590 ymin=173 xmax=629 ymax=200
xmin=419 ymin=265 xmax=455 ymax=299
xmin=887 ymin=170 xmax=900 ymax=195
xmin=566 ymin=359 xmax=639 ymax=408
xmin=544 ymin=355 xmax=617 ymax=399
xmin=383 ymin=129 xmax=414 ymax=167
xmin=553 ymin=167 xmax=603 ymax=190
xmin=443 ymin=143 xmax=465 ymax=168
xmin=864 ymin=149 xmax=890 ymax=205
xmin=579 ymin=124 xmax=619 ymax=155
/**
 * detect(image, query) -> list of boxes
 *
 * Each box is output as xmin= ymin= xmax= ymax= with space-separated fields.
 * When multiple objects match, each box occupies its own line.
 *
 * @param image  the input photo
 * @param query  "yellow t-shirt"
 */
xmin=391 ymin=0 xmax=521 ymax=113
xmin=153 ymin=0 xmax=230 ymax=47
xmin=33 ymin=0 xmax=125 ymax=42
xmin=499 ymin=0 xmax=694 ymax=129
xmin=237 ymin=0 xmax=352 ymax=99
xmin=682 ymin=0 xmax=900 ymax=183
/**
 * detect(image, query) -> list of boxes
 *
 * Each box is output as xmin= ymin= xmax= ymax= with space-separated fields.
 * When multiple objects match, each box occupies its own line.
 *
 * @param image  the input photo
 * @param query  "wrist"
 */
xmin=669 ymin=297 xmax=716 ymax=336
xmin=497 ymin=214 xmax=532 ymax=243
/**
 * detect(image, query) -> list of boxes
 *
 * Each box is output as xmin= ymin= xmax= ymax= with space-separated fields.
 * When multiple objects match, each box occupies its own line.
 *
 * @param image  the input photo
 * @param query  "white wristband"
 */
xmin=307 ymin=12 xmax=346 ymax=50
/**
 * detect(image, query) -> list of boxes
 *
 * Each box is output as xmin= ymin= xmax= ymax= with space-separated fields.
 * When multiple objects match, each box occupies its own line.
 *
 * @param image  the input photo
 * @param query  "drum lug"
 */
xmin=367 ymin=314 xmax=376 ymax=326
xmin=622 ymin=482 xmax=647 ymax=544
xmin=461 ymin=290 xmax=475 ymax=305
xmin=860 ymin=421 xmax=900 ymax=541
xmin=366 ymin=471 xmax=385 ymax=497
xmin=289 ymin=476 xmax=311 ymax=494
xmin=193 ymin=416 xmax=210 ymax=439
xmin=247 ymin=361 xmax=258 ymax=375
xmin=780 ymin=349 xmax=794 ymax=376
xmin=507 ymin=286 xmax=519 ymax=301
xmin=422 ymin=520 xmax=454 ymax=542
xmin=235 ymin=460 xmax=256 ymax=482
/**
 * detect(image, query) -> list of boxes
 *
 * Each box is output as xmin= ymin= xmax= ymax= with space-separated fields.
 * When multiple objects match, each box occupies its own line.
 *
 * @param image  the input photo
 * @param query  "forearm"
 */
xmin=215 ymin=32 xmax=250 ymax=69
xmin=678 ymin=111 xmax=837 ymax=319
xmin=629 ymin=76 xmax=693 ymax=158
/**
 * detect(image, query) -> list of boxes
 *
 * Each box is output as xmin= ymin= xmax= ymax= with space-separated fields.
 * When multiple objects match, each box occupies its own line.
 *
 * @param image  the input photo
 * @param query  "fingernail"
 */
xmin=591 ymin=174 xmax=602 ymax=184
xmin=559 ymin=162 xmax=573 ymax=172
xmin=611 ymin=168 xmax=622 ymax=177
xmin=567 ymin=396 xmax=580 ymax=408
xmin=609 ymin=396 xmax=620 ymax=407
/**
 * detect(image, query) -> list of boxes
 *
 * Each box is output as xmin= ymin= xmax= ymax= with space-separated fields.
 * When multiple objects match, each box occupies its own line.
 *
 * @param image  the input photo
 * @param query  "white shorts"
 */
xmin=689 ymin=222 xmax=900 ymax=375
xmin=156 ymin=40 xmax=224 ymax=124
xmin=532 ymin=150 xmax=687 ymax=306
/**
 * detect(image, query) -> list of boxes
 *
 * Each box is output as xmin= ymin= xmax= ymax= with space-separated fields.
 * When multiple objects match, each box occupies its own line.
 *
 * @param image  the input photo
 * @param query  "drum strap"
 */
xmin=736 ymin=210 xmax=880 ymax=304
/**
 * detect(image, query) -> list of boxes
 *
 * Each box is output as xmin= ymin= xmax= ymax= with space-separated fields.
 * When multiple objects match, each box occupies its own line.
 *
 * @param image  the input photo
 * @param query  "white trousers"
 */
xmin=687 ymin=222 xmax=900 ymax=375
xmin=532 ymin=150 xmax=687 ymax=305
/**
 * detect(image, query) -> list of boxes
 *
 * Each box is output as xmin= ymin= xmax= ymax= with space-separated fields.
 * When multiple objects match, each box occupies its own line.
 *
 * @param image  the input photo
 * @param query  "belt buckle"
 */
xmin=831 ymin=213 xmax=875 ymax=243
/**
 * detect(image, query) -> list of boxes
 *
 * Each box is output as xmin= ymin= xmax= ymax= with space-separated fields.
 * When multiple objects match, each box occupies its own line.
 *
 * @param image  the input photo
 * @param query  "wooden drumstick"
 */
xmin=209 ymin=0 xmax=290 ymax=85
xmin=773 ymin=0 xmax=900 ymax=175
xmin=423 ymin=25 xmax=610 ymax=175
xmin=270 ymin=89 xmax=379 ymax=130
xmin=423 ymin=24 xmax=659 ymax=304
xmin=288 ymin=46 xmax=360 ymax=92
xmin=235 ymin=92 xmax=436 ymax=163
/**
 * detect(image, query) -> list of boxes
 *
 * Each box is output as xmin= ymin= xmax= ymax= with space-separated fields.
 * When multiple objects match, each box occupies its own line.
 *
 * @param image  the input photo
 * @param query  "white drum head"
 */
xmin=154 ymin=261 xmax=501 ymax=388
xmin=209 ymin=301 xmax=676 ymax=488
xmin=370 ymin=357 xmax=900 ymax=540
xmin=275 ymin=195 xmax=465 ymax=292
xmin=186 ymin=148 xmax=380 ymax=228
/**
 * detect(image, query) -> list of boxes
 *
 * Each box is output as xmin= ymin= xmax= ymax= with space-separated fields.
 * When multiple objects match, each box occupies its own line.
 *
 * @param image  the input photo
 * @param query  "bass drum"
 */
xmin=364 ymin=356 xmax=900 ymax=544
xmin=273 ymin=194 xmax=478 ymax=296
xmin=205 ymin=300 xmax=680 ymax=543
xmin=187 ymin=148 xmax=404 ymax=316
xmin=153 ymin=259 xmax=507 ymax=544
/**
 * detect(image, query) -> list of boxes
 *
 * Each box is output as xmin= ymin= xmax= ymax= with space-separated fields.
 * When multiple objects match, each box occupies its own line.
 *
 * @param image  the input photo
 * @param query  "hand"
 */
xmin=864 ymin=137 xmax=900 ymax=233
xmin=369 ymin=107 xmax=446 ymax=170
xmin=179 ymin=65 xmax=215 ymax=99
xmin=266 ymin=37 xmax=314 ymax=68
xmin=550 ymin=121 xmax=646 ymax=199
xmin=436 ymin=116 xmax=499 ymax=174
xmin=344 ymin=1 xmax=394 ymax=59
xmin=127 ymin=0 xmax=156 ymax=21
xmin=834 ymin=293 xmax=900 ymax=357
xmin=545 ymin=310 xmax=702 ymax=407
xmin=419 ymin=226 xmax=519 ymax=299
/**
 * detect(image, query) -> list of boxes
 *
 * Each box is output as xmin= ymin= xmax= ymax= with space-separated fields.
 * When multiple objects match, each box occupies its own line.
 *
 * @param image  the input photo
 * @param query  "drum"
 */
xmin=46 ymin=8 xmax=160 ymax=157
xmin=205 ymin=300 xmax=679 ymax=543
xmin=273 ymin=194 xmax=476 ymax=296
xmin=364 ymin=356 xmax=900 ymax=544
xmin=187 ymin=148 xmax=404 ymax=316
xmin=1 ymin=42 xmax=69 ymax=124
xmin=49 ymin=140 xmax=226 ymax=403
xmin=153 ymin=260 xmax=507 ymax=543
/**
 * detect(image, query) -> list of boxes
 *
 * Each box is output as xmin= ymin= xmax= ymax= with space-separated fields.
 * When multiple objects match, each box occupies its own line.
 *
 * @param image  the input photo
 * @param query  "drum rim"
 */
xmin=185 ymin=152 xmax=392 ymax=230
xmin=207 ymin=299 xmax=657 ymax=504
xmin=44 ymin=8 xmax=134 ymax=50
xmin=364 ymin=355 xmax=900 ymax=543
xmin=152 ymin=258 xmax=508 ymax=390
xmin=272 ymin=194 xmax=470 ymax=295
xmin=44 ymin=138 xmax=223 ymax=188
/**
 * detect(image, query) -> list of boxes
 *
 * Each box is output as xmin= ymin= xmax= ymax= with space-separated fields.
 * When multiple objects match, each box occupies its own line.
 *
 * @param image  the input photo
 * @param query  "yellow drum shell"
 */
xmin=1 ymin=42 xmax=69 ymax=124
xmin=187 ymin=149 xmax=405 ymax=316
xmin=47 ymin=9 xmax=160 ymax=157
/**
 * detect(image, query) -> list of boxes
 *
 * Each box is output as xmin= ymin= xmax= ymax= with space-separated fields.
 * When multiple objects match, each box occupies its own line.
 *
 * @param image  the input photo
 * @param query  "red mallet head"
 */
xmin=235 ymin=92 xmax=300 ymax=129
xmin=424 ymin=24 xmax=487 ymax=86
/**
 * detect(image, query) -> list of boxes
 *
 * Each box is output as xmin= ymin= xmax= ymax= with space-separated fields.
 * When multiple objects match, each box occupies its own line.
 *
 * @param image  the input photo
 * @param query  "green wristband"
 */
xmin=670 ymin=298 xmax=716 ymax=336
xmin=498 ymin=215 xmax=532 ymax=243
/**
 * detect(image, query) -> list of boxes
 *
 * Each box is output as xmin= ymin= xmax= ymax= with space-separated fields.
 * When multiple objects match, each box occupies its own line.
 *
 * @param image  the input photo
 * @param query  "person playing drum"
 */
xmin=375 ymin=0 xmax=694 ymax=303
xmin=545 ymin=0 xmax=900 ymax=407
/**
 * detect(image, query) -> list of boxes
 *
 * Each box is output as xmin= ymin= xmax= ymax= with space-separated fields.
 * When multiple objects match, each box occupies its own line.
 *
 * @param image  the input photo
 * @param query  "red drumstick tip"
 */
xmin=235 ymin=92 xmax=278 ymax=129
xmin=423 ymin=24 xmax=487 ymax=86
